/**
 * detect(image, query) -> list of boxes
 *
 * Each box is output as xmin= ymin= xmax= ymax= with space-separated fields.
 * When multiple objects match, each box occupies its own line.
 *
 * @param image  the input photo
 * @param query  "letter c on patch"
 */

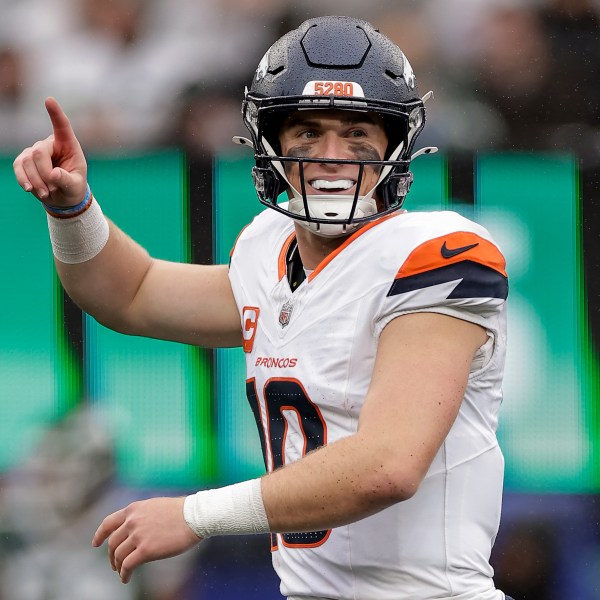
xmin=242 ymin=306 xmax=260 ymax=353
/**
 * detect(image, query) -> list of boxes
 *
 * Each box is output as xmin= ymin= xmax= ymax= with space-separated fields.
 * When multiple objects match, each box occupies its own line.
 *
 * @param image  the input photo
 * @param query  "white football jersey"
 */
xmin=228 ymin=206 xmax=508 ymax=600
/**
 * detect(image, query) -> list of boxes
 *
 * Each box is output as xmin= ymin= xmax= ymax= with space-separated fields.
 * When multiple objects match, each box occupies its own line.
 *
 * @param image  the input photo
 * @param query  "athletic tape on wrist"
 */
xmin=183 ymin=478 xmax=270 ymax=539
xmin=46 ymin=196 xmax=109 ymax=264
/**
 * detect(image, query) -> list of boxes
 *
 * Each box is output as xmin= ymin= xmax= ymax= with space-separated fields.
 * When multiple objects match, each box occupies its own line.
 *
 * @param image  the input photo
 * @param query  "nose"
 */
xmin=315 ymin=132 xmax=351 ymax=162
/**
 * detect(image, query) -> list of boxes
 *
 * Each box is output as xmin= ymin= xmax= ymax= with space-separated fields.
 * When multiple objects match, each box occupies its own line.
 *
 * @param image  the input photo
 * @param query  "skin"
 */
xmin=279 ymin=109 xmax=388 ymax=267
xmin=13 ymin=98 xmax=488 ymax=584
xmin=279 ymin=109 xmax=387 ymax=198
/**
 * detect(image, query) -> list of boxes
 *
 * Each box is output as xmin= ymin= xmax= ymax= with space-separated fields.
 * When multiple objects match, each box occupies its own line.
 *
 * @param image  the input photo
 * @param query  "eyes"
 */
xmin=278 ymin=116 xmax=389 ymax=157
xmin=298 ymin=128 xmax=368 ymax=140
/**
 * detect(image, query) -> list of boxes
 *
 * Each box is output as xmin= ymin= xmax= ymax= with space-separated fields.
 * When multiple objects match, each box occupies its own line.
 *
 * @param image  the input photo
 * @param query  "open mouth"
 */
xmin=308 ymin=179 xmax=357 ymax=194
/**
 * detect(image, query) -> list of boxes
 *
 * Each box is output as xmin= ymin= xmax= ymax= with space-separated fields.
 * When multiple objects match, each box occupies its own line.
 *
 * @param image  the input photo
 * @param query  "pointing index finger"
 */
xmin=45 ymin=96 xmax=77 ymax=146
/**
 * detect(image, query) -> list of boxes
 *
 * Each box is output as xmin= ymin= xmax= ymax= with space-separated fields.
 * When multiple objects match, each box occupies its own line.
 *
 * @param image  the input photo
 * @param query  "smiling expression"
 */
xmin=278 ymin=109 xmax=389 ymax=199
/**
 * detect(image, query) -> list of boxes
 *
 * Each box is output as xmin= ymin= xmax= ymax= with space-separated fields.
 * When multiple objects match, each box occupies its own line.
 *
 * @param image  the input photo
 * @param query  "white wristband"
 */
xmin=183 ymin=478 xmax=270 ymax=539
xmin=46 ymin=197 xmax=109 ymax=264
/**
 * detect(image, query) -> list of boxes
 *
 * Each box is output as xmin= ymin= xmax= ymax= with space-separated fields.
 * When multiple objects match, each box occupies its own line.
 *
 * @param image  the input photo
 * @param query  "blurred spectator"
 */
xmin=164 ymin=80 xmax=246 ymax=160
xmin=29 ymin=0 xmax=204 ymax=149
xmin=1 ymin=0 xmax=600 ymax=158
xmin=464 ymin=1 xmax=600 ymax=165
xmin=0 ymin=48 xmax=21 ymax=106
xmin=0 ymin=405 xmax=133 ymax=599
xmin=160 ymin=80 xmax=250 ymax=267
xmin=538 ymin=0 xmax=600 ymax=167
xmin=20 ymin=0 xmax=292 ymax=150
xmin=0 ymin=405 xmax=196 ymax=600
xmin=0 ymin=0 xmax=82 ymax=150
xmin=492 ymin=494 xmax=600 ymax=600
xmin=466 ymin=5 xmax=556 ymax=152
xmin=0 ymin=46 xmax=28 ymax=150
xmin=491 ymin=519 xmax=557 ymax=599
xmin=356 ymin=2 xmax=507 ymax=155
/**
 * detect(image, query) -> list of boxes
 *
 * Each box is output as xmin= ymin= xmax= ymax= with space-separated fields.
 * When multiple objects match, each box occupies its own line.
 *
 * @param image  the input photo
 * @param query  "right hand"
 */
xmin=13 ymin=97 xmax=88 ymax=207
xmin=92 ymin=496 xmax=202 ymax=584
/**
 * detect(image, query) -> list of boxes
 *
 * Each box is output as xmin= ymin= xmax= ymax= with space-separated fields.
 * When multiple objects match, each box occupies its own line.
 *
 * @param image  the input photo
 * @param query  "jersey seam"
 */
xmin=442 ymin=440 xmax=454 ymax=596
xmin=343 ymin=296 xmax=364 ymax=600
xmin=468 ymin=342 xmax=498 ymax=382
xmin=431 ymin=442 xmax=499 ymax=476
xmin=374 ymin=305 xmax=496 ymax=339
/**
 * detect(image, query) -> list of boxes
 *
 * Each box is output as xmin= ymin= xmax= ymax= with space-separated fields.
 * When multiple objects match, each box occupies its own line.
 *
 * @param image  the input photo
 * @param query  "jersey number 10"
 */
xmin=246 ymin=378 xmax=332 ymax=549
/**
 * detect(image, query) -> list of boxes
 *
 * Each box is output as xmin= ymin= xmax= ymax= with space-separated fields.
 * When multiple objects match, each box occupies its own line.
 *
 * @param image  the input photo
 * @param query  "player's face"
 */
xmin=278 ymin=109 xmax=388 ymax=199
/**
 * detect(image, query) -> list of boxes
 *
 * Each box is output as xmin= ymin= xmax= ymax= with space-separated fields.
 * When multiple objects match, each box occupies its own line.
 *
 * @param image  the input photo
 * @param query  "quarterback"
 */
xmin=13 ymin=16 xmax=513 ymax=600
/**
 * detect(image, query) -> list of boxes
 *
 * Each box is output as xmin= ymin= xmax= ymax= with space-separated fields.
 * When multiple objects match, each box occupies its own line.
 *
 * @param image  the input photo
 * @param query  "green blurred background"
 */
xmin=1 ymin=150 xmax=598 ymax=492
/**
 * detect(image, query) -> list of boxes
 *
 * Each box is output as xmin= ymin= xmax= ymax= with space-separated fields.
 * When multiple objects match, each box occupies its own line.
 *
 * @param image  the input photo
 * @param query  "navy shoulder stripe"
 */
xmin=387 ymin=260 xmax=509 ymax=300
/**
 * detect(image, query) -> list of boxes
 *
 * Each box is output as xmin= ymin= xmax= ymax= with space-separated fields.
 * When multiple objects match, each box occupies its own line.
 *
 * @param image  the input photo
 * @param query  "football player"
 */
xmin=13 ymin=16 xmax=512 ymax=600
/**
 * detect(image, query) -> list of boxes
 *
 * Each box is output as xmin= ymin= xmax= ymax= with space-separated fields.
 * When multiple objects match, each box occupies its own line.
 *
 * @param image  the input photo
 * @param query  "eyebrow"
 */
xmin=284 ymin=113 xmax=380 ymax=128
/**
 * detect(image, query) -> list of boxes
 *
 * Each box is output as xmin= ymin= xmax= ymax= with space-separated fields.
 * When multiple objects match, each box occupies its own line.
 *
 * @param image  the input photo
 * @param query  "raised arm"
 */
xmin=13 ymin=98 xmax=241 ymax=348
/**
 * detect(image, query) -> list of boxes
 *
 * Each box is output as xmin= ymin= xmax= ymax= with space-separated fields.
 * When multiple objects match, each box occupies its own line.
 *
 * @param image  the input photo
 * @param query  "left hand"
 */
xmin=92 ymin=496 xmax=201 ymax=583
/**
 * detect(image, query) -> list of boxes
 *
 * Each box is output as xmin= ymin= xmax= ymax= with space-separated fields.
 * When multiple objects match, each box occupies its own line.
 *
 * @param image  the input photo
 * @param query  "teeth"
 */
xmin=309 ymin=179 xmax=355 ymax=191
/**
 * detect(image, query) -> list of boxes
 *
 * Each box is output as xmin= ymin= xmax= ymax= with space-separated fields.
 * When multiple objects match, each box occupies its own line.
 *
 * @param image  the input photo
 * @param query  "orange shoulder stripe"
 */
xmin=395 ymin=231 xmax=507 ymax=280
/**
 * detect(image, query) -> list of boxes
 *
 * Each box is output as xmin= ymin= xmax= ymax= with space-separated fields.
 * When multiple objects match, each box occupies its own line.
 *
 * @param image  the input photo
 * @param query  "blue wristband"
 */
xmin=43 ymin=184 xmax=92 ymax=218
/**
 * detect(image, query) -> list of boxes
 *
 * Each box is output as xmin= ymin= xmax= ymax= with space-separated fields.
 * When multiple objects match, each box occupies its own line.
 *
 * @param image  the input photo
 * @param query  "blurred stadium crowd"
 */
xmin=0 ymin=0 xmax=599 ymax=165
xmin=0 ymin=0 xmax=599 ymax=599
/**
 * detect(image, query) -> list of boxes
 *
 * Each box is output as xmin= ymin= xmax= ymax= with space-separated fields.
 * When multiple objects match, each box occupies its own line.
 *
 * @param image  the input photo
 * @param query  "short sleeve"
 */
xmin=375 ymin=230 xmax=508 ymax=335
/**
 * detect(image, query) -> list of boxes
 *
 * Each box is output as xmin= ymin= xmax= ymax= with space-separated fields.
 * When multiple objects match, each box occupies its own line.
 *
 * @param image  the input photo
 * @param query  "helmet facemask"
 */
xmin=243 ymin=95 xmax=427 ymax=237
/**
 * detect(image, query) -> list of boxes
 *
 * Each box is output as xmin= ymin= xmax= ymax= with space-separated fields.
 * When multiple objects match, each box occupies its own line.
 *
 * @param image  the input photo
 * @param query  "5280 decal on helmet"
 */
xmin=305 ymin=81 xmax=362 ymax=97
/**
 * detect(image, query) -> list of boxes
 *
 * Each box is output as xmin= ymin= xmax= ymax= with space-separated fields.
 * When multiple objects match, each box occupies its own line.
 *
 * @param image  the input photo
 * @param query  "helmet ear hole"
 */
xmin=380 ymin=171 xmax=414 ymax=210
xmin=252 ymin=164 xmax=284 ymax=204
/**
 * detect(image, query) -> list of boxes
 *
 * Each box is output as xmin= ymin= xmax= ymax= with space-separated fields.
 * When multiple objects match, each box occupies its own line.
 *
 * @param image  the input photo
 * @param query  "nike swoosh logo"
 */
xmin=441 ymin=241 xmax=479 ymax=259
